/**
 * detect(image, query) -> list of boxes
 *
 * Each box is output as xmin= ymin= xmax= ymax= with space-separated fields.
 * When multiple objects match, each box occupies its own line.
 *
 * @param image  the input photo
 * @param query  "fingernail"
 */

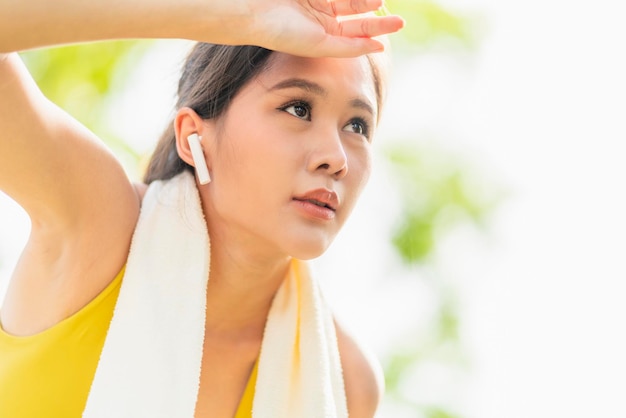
xmin=368 ymin=0 xmax=384 ymax=10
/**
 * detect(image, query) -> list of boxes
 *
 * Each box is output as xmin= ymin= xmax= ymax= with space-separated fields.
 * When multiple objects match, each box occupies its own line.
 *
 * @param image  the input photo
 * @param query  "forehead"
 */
xmin=255 ymin=53 xmax=377 ymax=106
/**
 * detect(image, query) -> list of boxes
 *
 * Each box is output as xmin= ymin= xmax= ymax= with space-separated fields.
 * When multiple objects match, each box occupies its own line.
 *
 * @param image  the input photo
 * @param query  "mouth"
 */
xmin=299 ymin=198 xmax=335 ymax=211
xmin=292 ymin=189 xmax=340 ymax=220
xmin=292 ymin=189 xmax=339 ymax=212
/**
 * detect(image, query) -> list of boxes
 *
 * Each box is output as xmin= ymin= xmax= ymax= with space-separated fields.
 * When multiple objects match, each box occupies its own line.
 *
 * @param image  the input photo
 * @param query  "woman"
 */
xmin=0 ymin=1 xmax=404 ymax=417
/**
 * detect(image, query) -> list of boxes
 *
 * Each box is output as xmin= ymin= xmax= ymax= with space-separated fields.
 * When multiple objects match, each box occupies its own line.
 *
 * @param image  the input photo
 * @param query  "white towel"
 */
xmin=83 ymin=171 xmax=348 ymax=418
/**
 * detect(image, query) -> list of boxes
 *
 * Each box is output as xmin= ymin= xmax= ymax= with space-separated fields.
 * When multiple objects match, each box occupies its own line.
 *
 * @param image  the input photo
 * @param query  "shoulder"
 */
xmin=133 ymin=182 xmax=148 ymax=202
xmin=334 ymin=319 xmax=384 ymax=418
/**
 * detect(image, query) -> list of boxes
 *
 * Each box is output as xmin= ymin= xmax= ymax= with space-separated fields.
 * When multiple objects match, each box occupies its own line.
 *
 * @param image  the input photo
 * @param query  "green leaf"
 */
xmin=386 ymin=0 xmax=475 ymax=48
xmin=385 ymin=143 xmax=500 ymax=265
xmin=392 ymin=211 xmax=436 ymax=263
xmin=424 ymin=406 xmax=463 ymax=418
xmin=20 ymin=40 xmax=152 ymax=165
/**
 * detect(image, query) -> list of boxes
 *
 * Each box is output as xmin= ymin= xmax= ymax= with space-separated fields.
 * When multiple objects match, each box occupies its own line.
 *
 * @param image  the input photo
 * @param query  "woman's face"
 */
xmin=201 ymin=53 xmax=378 ymax=260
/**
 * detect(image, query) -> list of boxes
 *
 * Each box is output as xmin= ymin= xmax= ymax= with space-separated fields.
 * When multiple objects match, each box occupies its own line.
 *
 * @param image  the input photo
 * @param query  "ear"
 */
xmin=174 ymin=107 xmax=210 ymax=169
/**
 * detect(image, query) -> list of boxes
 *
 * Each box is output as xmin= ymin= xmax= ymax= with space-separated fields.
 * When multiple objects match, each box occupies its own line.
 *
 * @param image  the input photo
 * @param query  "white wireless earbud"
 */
xmin=187 ymin=133 xmax=211 ymax=185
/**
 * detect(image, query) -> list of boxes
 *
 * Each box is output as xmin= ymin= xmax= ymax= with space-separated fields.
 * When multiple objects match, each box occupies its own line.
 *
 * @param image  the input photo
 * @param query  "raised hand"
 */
xmin=247 ymin=0 xmax=404 ymax=57
xmin=0 ymin=0 xmax=403 ymax=57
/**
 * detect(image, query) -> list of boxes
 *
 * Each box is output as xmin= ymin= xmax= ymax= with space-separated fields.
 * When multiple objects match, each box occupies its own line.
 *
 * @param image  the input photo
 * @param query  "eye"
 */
xmin=280 ymin=101 xmax=311 ymax=121
xmin=343 ymin=118 xmax=370 ymax=139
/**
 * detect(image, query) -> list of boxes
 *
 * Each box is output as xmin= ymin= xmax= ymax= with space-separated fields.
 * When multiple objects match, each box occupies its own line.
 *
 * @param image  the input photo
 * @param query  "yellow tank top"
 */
xmin=0 ymin=269 xmax=256 ymax=417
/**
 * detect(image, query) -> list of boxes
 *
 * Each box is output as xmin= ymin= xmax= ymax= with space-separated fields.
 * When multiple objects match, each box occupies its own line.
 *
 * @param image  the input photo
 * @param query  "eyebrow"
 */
xmin=269 ymin=77 xmax=375 ymax=117
xmin=269 ymin=78 xmax=327 ymax=97
xmin=349 ymin=98 xmax=375 ymax=117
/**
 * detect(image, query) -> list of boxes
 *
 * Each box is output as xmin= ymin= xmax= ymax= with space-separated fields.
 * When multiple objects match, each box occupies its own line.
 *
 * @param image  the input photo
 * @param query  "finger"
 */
xmin=334 ymin=15 xmax=405 ymax=38
xmin=329 ymin=0 xmax=383 ymax=16
xmin=309 ymin=36 xmax=387 ymax=58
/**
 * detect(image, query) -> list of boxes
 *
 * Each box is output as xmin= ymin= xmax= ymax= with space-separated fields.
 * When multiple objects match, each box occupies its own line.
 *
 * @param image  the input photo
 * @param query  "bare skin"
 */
xmin=0 ymin=1 xmax=400 ymax=416
xmin=0 ymin=0 xmax=403 ymax=57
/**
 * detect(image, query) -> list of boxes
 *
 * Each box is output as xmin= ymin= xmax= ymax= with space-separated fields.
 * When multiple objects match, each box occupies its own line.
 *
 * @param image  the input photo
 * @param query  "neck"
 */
xmin=204 ymin=231 xmax=291 ymax=342
xmin=198 ymin=184 xmax=293 ymax=342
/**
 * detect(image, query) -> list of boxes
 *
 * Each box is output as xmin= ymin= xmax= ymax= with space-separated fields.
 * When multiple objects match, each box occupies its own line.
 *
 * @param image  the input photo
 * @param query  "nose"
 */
xmin=307 ymin=128 xmax=348 ymax=179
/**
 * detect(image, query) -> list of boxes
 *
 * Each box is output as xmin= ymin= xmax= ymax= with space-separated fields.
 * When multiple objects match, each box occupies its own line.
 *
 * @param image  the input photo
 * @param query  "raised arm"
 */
xmin=0 ymin=51 xmax=142 ymax=335
xmin=0 ymin=0 xmax=404 ymax=57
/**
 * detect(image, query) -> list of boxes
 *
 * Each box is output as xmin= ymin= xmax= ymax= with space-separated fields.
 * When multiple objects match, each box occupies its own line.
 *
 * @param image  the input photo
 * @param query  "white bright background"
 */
xmin=1 ymin=1 xmax=626 ymax=417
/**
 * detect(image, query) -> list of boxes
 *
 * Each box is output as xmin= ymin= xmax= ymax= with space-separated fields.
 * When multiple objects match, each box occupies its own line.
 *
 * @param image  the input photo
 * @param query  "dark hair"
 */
xmin=143 ymin=44 xmax=273 ymax=183
xmin=143 ymin=43 xmax=387 ymax=184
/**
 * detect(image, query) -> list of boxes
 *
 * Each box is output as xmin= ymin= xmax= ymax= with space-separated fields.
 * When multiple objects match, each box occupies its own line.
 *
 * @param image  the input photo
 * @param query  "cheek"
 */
xmin=352 ymin=143 xmax=372 ymax=183
xmin=214 ymin=113 xmax=266 ymax=172
xmin=344 ymin=147 xmax=372 ymax=205
xmin=358 ymin=152 xmax=373 ymax=185
xmin=213 ymin=118 xmax=295 ymax=203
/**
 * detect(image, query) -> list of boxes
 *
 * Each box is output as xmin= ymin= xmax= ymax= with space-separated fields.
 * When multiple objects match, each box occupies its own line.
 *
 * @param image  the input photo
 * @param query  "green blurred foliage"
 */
xmin=20 ymin=41 xmax=152 ymax=163
xmin=378 ymin=2 xmax=496 ymax=417
xmin=424 ymin=407 xmax=463 ymax=418
xmin=385 ymin=0 xmax=476 ymax=50
xmin=386 ymin=144 xmax=498 ymax=264
xmin=383 ymin=286 xmax=468 ymax=417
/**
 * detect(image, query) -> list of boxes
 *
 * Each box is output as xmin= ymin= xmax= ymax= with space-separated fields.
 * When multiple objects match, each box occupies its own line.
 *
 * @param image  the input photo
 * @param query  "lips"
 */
xmin=293 ymin=189 xmax=339 ymax=211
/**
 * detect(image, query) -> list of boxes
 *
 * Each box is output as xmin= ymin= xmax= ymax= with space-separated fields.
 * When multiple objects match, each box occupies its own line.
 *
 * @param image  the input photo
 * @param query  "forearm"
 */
xmin=0 ymin=0 xmax=251 ymax=53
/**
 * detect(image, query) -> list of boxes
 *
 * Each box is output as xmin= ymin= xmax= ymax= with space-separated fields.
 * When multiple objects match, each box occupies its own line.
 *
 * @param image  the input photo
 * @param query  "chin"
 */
xmin=286 ymin=237 xmax=334 ymax=261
